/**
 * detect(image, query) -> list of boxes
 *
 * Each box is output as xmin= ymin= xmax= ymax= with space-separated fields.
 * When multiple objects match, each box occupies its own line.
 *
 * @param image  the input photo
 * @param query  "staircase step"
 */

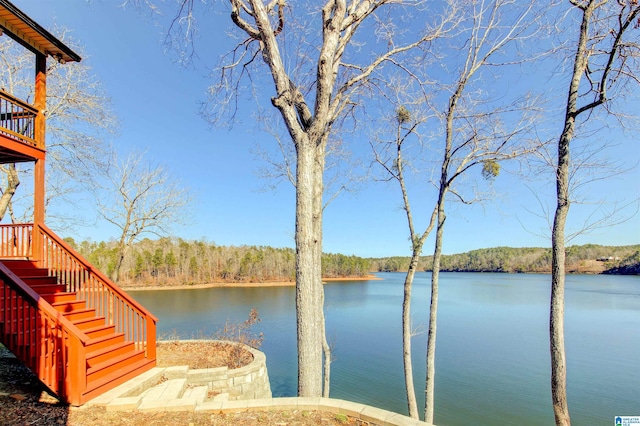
xmin=41 ymin=292 xmax=77 ymax=304
xmin=84 ymin=324 xmax=116 ymax=340
xmin=21 ymin=276 xmax=58 ymax=286
xmin=9 ymin=268 xmax=50 ymax=277
xmin=142 ymin=378 xmax=187 ymax=401
xmin=52 ymin=300 xmax=87 ymax=313
xmin=62 ymin=307 xmax=96 ymax=322
xmin=86 ymin=332 xmax=126 ymax=353
xmin=1 ymin=260 xmax=39 ymax=269
xmin=86 ymin=349 xmax=146 ymax=384
xmin=72 ymin=316 xmax=107 ymax=330
xmin=26 ymin=284 xmax=67 ymax=295
xmin=84 ymin=358 xmax=154 ymax=399
xmin=86 ymin=340 xmax=136 ymax=367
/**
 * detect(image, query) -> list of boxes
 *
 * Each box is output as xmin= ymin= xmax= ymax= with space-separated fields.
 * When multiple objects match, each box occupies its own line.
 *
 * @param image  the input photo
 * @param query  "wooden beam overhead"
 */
xmin=0 ymin=0 xmax=81 ymax=63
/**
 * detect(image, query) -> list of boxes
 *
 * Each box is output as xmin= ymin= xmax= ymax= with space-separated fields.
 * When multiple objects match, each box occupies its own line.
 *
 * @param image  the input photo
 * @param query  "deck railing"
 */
xmin=0 ymin=223 xmax=157 ymax=404
xmin=0 ymin=262 xmax=88 ymax=405
xmin=0 ymin=224 xmax=32 ymax=258
xmin=36 ymin=224 xmax=157 ymax=360
xmin=0 ymin=90 xmax=38 ymax=147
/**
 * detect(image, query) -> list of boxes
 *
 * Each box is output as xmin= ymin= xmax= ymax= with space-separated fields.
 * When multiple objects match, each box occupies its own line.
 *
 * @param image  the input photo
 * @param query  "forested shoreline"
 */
xmin=67 ymin=237 xmax=372 ymax=287
xmin=66 ymin=238 xmax=639 ymax=287
xmin=372 ymin=244 xmax=640 ymax=275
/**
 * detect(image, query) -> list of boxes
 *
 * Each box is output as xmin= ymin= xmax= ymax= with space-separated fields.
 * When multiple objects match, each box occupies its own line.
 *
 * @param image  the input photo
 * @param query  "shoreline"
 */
xmin=122 ymin=274 xmax=381 ymax=292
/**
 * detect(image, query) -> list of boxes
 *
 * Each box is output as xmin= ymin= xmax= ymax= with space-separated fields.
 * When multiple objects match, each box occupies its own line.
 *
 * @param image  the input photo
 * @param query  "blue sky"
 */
xmin=13 ymin=0 xmax=640 ymax=257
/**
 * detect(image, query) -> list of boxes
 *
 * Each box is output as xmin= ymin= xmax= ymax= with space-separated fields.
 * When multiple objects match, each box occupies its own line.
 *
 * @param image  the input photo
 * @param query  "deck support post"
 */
xmin=32 ymin=53 xmax=47 ymax=263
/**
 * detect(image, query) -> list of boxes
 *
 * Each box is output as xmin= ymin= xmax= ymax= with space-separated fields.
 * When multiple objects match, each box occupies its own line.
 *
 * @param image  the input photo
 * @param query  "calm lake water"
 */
xmin=130 ymin=272 xmax=640 ymax=425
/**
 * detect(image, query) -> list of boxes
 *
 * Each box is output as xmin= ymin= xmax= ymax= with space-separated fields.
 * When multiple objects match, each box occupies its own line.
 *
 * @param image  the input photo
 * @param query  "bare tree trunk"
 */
xmin=295 ymin=138 xmax=324 ymax=397
xmin=379 ymin=107 xmax=438 ymax=419
xmin=321 ymin=297 xmax=331 ymax=398
xmin=425 ymin=200 xmax=445 ymax=424
xmin=550 ymin=125 xmax=571 ymax=425
xmin=402 ymin=256 xmax=420 ymax=418
xmin=548 ymin=3 xmax=592 ymax=423
xmin=111 ymin=242 xmax=127 ymax=283
xmin=0 ymin=164 xmax=19 ymax=220
xmin=314 ymin=135 xmax=331 ymax=398
xmin=549 ymin=2 xmax=640 ymax=420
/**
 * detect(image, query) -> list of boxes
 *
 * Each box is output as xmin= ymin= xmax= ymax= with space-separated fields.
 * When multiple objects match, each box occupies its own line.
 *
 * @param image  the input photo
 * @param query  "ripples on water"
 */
xmin=131 ymin=273 xmax=640 ymax=426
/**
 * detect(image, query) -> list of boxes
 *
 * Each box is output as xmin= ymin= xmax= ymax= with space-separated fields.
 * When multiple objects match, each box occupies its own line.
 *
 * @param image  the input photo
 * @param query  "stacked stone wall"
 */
xmin=184 ymin=342 xmax=271 ymax=402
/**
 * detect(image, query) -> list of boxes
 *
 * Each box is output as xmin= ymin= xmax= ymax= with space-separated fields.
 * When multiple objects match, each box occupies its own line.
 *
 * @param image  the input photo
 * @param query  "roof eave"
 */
xmin=0 ymin=0 xmax=81 ymax=63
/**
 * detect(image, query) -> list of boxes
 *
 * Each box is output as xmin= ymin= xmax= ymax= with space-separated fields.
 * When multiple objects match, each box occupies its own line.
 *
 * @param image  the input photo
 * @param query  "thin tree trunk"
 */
xmin=424 ymin=68 xmax=459 ymax=422
xmin=550 ymin=136 xmax=570 ymax=425
xmin=548 ymin=2 xmax=595 ymax=423
xmin=424 ymin=200 xmax=445 ymax=424
xmin=111 ymin=238 xmax=128 ymax=283
xmin=393 ymin=115 xmax=437 ymax=419
xmin=402 ymin=256 xmax=420 ymax=418
xmin=0 ymin=164 xmax=20 ymax=221
xmin=551 ymin=103 xmax=575 ymax=426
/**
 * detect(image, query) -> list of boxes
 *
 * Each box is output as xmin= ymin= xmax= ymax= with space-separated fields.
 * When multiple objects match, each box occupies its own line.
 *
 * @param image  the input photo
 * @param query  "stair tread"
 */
xmin=87 ymin=332 xmax=125 ymax=346
xmin=1 ymin=260 xmax=39 ymax=268
xmin=86 ymin=340 xmax=133 ymax=359
xmin=72 ymin=315 xmax=106 ymax=325
xmin=10 ymin=270 xmax=50 ymax=277
xmin=21 ymin=274 xmax=58 ymax=282
xmin=83 ymin=324 xmax=115 ymax=334
xmin=71 ymin=315 xmax=106 ymax=328
xmin=63 ymin=307 xmax=94 ymax=313
xmin=84 ymin=358 xmax=154 ymax=393
xmin=86 ymin=348 xmax=145 ymax=375
xmin=42 ymin=291 xmax=77 ymax=297
xmin=51 ymin=300 xmax=83 ymax=306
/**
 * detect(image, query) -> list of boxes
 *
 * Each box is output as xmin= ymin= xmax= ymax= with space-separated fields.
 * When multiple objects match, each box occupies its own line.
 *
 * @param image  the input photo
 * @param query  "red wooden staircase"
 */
xmin=0 ymin=0 xmax=156 ymax=407
xmin=0 ymin=223 xmax=157 ymax=406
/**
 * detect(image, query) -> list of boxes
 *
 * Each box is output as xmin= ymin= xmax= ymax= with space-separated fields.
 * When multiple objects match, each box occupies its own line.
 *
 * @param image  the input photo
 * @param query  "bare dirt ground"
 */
xmin=0 ymin=343 xmax=374 ymax=426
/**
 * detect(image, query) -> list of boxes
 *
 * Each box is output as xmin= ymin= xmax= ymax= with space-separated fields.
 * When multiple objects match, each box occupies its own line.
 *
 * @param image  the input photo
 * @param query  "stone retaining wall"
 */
xmin=179 ymin=341 xmax=272 ymax=401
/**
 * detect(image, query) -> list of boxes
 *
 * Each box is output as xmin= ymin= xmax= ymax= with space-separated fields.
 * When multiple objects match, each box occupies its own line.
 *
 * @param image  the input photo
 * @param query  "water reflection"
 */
xmin=130 ymin=273 xmax=640 ymax=426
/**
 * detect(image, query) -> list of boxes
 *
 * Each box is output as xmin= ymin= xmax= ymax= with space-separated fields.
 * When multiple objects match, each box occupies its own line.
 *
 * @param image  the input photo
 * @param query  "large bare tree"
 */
xmin=549 ymin=1 xmax=639 ymax=425
xmin=196 ymin=0 xmax=458 ymax=397
xmin=90 ymin=151 xmax=192 ymax=283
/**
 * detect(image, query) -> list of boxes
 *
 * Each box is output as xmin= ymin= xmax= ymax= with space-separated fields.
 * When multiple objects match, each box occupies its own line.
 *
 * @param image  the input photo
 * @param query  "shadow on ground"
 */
xmin=0 ymin=345 xmax=69 ymax=426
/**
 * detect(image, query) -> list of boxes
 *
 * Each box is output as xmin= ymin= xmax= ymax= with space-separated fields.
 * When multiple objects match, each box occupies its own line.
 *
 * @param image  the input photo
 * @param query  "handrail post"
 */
xmin=147 ymin=319 xmax=157 ymax=360
xmin=65 ymin=331 xmax=86 ymax=406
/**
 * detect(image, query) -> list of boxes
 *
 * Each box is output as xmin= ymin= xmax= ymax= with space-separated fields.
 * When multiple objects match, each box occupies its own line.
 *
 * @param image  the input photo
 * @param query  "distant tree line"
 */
xmin=65 ymin=237 xmax=372 ymax=286
xmin=370 ymin=244 xmax=640 ymax=275
xmin=66 ymin=238 xmax=638 ymax=285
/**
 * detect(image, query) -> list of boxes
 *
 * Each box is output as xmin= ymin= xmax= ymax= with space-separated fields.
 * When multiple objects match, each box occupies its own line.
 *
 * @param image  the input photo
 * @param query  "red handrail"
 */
xmin=0 ymin=261 xmax=88 ymax=405
xmin=36 ymin=224 xmax=157 ymax=360
xmin=0 ymin=223 xmax=157 ymax=404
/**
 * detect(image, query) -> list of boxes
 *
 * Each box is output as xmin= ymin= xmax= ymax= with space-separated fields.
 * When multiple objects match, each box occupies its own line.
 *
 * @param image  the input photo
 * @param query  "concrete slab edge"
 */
xmin=194 ymin=397 xmax=433 ymax=426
